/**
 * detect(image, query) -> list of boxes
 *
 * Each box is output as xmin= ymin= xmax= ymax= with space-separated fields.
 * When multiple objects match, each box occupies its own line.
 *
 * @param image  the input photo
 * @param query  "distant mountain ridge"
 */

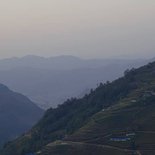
xmin=0 ymin=84 xmax=43 ymax=146
xmin=0 ymin=55 xmax=148 ymax=109
xmin=0 ymin=55 xmax=147 ymax=70
xmin=0 ymin=84 xmax=9 ymax=92
xmin=0 ymin=55 xmax=83 ymax=70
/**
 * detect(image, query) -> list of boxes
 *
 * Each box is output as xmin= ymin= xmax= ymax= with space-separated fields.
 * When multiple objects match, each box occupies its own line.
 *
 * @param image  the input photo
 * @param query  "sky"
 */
xmin=0 ymin=0 xmax=155 ymax=59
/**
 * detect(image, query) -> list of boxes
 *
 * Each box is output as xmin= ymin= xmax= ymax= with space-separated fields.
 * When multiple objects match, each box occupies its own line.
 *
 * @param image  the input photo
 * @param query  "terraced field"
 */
xmin=35 ymin=89 xmax=155 ymax=155
xmin=2 ymin=62 xmax=155 ymax=155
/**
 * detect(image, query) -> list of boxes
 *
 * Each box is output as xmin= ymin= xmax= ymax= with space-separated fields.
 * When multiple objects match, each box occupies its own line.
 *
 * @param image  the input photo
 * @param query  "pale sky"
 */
xmin=0 ymin=0 xmax=155 ymax=59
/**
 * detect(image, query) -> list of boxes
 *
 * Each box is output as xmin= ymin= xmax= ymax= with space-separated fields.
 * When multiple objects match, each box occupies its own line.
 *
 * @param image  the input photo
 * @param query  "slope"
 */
xmin=1 ymin=61 xmax=155 ymax=155
xmin=0 ymin=84 xmax=43 ymax=146
xmin=37 ymin=62 xmax=155 ymax=155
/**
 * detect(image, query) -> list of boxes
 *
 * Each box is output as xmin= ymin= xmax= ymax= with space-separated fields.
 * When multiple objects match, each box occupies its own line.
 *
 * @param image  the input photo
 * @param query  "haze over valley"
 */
xmin=0 ymin=55 xmax=148 ymax=109
xmin=0 ymin=0 xmax=155 ymax=155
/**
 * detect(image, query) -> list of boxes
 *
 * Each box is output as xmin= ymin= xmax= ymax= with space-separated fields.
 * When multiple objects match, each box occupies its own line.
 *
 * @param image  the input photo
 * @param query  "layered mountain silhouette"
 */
xmin=1 ymin=60 xmax=155 ymax=155
xmin=0 ymin=84 xmax=43 ymax=146
xmin=0 ymin=55 xmax=147 ymax=109
xmin=0 ymin=55 xmax=147 ymax=70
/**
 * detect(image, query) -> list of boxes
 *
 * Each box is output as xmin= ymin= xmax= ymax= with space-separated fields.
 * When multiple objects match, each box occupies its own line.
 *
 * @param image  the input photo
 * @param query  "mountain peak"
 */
xmin=49 ymin=55 xmax=82 ymax=60
xmin=22 ymin=55 xmax=45 ymax=60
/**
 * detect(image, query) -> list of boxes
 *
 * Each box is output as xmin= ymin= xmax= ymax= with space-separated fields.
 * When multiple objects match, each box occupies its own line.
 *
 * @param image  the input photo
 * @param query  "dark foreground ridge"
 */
xmin=0 ymin=84 xmax=43 ymax=146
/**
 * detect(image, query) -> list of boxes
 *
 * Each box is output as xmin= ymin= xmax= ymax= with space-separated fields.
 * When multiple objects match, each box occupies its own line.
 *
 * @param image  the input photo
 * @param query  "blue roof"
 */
xmin=26 ymin=153 xmax=36 ymax=155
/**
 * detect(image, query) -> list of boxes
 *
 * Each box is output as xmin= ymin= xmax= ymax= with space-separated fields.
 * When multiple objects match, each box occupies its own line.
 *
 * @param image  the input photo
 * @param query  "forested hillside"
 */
xmin=1 ymin=61 xmax=155 ymax=155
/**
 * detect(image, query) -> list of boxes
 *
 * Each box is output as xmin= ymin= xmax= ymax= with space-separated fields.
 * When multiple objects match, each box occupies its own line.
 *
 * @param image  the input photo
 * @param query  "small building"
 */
xmin=110 ymin=137 xmax=131 ymax=142
xmin=131 ymin=100 xmax=137 ymax=103
xmin=143 ymin=91 xmax=155 ymax=98
xmin=126 ymin=133 xmax=136 ymax=137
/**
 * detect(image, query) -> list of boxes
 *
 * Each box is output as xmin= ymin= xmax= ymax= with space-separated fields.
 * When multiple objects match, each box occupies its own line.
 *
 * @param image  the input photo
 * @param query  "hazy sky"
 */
xmin=0 ymin=0 xmax=155 ymax=59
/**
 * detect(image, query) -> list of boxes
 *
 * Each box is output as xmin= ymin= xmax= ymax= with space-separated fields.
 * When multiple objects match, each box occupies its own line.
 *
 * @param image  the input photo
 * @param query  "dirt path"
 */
xmin=49 ymin=140 xmax=144 ymax=155
xmin=65 ymin=141 xmax=132 ymax=153
xmin=84 ymin=134 xmax=112 ymax=143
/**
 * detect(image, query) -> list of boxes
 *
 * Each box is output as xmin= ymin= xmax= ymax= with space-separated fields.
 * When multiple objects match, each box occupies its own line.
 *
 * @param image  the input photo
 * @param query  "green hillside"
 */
xmin=1 ymin=61 xmax=155 ymax=155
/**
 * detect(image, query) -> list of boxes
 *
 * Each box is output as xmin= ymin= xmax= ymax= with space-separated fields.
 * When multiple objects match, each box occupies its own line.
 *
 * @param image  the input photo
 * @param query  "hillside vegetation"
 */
xmin=1 ymin=61 xmax=155 ymax=155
